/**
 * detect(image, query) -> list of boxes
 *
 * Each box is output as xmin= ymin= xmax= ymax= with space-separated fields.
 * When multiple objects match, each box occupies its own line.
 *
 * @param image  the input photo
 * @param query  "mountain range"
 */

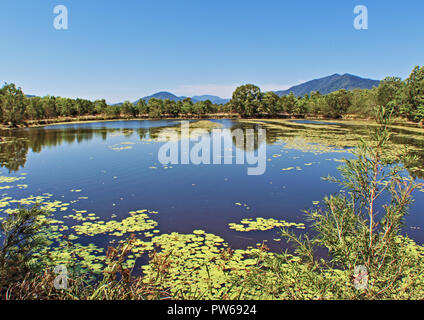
xmin=274 ymin=73 xmax=380 ymax=97
xmin=137 ymin=92 xmax=229 ymax=105
xmin=110 ymin=73 xmax=381 ymax=106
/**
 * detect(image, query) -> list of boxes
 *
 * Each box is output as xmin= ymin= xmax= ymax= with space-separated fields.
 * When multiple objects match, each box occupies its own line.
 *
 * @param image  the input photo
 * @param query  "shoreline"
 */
xmin=1 ymin=114 xmax=422 ymax=131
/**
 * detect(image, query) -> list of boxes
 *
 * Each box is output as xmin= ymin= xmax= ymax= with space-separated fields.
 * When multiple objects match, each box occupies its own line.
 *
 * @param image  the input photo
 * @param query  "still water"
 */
xmin=0 ymin=119 xmax=423 ymax=258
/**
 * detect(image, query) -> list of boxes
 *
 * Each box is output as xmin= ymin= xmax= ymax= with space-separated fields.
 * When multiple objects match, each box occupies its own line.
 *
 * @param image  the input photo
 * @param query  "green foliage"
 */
xmin=41 ymin=96 xmax=58 ymax=118
xmin=2 ymin=235 xmax=169 ymax=300
xmin=280 ymin=92 xmax=297 ymax=114
xmin=401 ymin=66 xmax=424 ymax=122
xmin=323 ymin=89 xmax=352 ymax=118
xmin=25 ymin=96 xmax=45 ymax=120
xmin=294 ymin=94 xmax=309 ymax=115
xmin=0 ymin=206 xmax=49 ymax=291
xmin=148 ymin=98 xmax=164 ymax=118
xmin=0 ymin=83 xmax=27 ymax=126
xmin=136 ymin=99 xmax=148 ymax=115
xmin=231 ymin=84 xmax=262 ymax=118
xmin=94 ymin=99 xmax=108 ymax=115
xmin=121 ymin=101 xmax=138 ymax=117
xmin=348 ymin=88 xmax=378 ymax=118
xmin=377 ymin=77 xmax=404 ymax=115
xmin=260 ymin=92 xmax=280 ymax=116
xmin=105 ymin=105 xmax=121 ymax=117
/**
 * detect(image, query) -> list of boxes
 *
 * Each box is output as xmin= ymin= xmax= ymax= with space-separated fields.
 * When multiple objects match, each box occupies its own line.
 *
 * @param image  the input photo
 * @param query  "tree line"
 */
xmin=230 ymin=65 xmax=424 ymax=121
xmin=0 ymin=66 xmax=423 ymax=127
xmin=0 ymin=85 xmax=222 ymax=127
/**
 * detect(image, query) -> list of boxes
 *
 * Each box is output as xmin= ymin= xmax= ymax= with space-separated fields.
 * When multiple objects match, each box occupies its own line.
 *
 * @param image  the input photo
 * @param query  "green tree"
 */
xmin=260 ymin=91 xmax=280 ymax=116
xmin=349 ymin=89 xmax=378 ymax=118
xmin=181 ymin=97 xmax=193 ymax=115
xmin=105 ymin=105 xmax=121 ymax=118
xmin=136 ymin=99 xmax=148 ymax=115
xmin=163 ymin=99 xmax=179 ymax=117
xmin=231 ymin=84 xmax=262 ymax=118
xmin=294 ymin=94 xmax=309 ymax=115
xmin=94 ymin=99 xmax=108 ymax=115
xmin=377 ymin=77 xmax=404 ymax=115
xmin=25 ymin=97 xmax=45 ymax=120
xmin=309 ymin=91 xmax=327 ymax=115
xmin=280 ymin=92 xmax=297 ymax=115
xmin=121 ymin=101 xmax=138 ymax=117
xmin=324 ymin=89 xmax=351 ymax=118
xmin=56 ymin=97 xmax=76 ymax=117
xmin=0 ymin=83 xmax=27 ymax=126
xmin=401 ymin=66 xmax=424 ymax=122
xmin=148 ymin=98 xmax=164 ymax=118
xmin=41 ymin=96 xmax=57 ymax=118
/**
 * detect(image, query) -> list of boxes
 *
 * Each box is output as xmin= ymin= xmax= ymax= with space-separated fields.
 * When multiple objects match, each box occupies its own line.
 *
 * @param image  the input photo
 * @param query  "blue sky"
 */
xmin=0 ymin=0 xmax=423 ymax=103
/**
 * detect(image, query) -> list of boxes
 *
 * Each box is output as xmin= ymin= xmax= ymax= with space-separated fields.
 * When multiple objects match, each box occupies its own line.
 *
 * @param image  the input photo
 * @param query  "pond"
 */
xmin=0 ymin=119 xmax=423 ymax=277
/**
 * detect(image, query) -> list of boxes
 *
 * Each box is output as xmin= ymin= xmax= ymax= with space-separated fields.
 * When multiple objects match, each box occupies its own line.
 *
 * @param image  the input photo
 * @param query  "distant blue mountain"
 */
xmin=140 ymin=91 xmax=186 ymax=103
xmin=131 ymin=92 xmax=229 ymax=105
xmin=191 ymin=95 xmax=230 ymax=105
xmin=275 ymin=74 xmax=380 ymax=97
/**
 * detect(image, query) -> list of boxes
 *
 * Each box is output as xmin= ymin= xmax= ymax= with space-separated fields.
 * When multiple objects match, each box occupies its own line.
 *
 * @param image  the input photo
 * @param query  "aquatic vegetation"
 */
xmin=108 ymin=142 xmax=134 ymax=151
xmin=228 ymin=218 xmax=305 ymax=232
xmin=234 ymin=203 xmax=250 ymax=210
xmin=0 ymin=176 xmax=25 ymax=184
xmin=140 ymin=231 xmax=274 ymax=298
xmin=72 ymin=211 xmax=158 ymax=237
xmin=64 ymin=211 xmax=100 ymax=222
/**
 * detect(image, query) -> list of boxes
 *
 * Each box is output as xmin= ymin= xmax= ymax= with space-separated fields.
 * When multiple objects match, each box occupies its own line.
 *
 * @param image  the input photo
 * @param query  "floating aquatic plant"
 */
xmin=228 ymin=218 xmax=305 ymax=232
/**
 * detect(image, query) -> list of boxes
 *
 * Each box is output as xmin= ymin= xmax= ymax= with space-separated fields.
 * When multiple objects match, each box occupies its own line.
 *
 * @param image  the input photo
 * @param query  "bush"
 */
xmin=0 ymin=206 xmax=49 ymax=292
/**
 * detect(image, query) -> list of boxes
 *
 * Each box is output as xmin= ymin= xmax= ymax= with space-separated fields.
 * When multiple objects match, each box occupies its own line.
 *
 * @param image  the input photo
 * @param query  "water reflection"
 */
xmin=0 ymin=119 xmax=424 ymax=179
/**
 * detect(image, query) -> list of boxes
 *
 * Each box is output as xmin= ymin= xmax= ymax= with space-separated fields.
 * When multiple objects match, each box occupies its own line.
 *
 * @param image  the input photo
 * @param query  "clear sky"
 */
xmin=0 ymin=0 xmax=423 ymax=103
